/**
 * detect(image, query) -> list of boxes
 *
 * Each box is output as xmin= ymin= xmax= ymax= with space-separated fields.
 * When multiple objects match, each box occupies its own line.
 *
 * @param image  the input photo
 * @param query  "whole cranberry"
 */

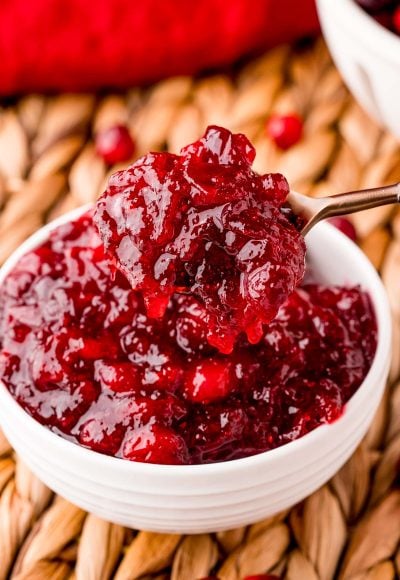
xmin=171 ymin=295 xmax=211 ymax=355
xmin=121 ymin=424 xmax=189 ymax=464
xmin=183 ymin=359 xmax=234 ymax=403
xmin=95 ymin=125 xmax=135 ymax=165
xmin=78 ymin=417 xmax=126 ymax=455
xmin=94 ymin=360 xmax=140 ymax=393
xmin=266 ymin=113 xmax=303 ymax=150
xmin=328 ymin=217 xmax=357 ymax=242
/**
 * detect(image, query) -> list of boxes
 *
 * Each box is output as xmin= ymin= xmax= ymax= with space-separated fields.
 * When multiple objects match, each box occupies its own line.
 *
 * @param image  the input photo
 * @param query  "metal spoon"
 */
xmin=174 ymin=182 xmax=400 ymax=294
xmin=288 ymin=182 xmax=400 ymax=235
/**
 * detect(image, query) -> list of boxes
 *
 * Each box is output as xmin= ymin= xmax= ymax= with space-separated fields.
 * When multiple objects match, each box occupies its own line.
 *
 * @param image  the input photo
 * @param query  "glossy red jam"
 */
xmin=94 ymin=126 xmax=306 ymax=354
xmin=0 ymin=213 xmax=377 ymax=464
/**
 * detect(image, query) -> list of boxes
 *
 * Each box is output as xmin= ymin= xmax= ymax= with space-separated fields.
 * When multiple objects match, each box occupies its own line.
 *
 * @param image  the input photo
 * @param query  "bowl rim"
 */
xmin=0 ymin=204 xmax=392 ymax=477
xmin=319 ymin=0 xmax=400 ymax=59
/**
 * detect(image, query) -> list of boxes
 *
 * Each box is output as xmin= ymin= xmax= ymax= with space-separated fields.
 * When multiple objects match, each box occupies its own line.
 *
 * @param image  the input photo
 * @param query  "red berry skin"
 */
xmin=78 ymin=417 xmax=126 ymax=455
xmin=328 ymin=217 xmax=357 ymax=242
xmin=171 ymin=295 xmax=211 ymax=355
xmin=183 ymin=359 xmax=234 ymax=403
xmin=95 ymin=125 xmax=135 ymax=165
xmin=266 ymin=114 xmax=303 ymax=150
xmin=94 ymin=360 xmax=140 ymax=393
xmin=121 ymin=424 xmax=189 ymax=464
xmin=393 ymin=7 xmax=400 ymax=33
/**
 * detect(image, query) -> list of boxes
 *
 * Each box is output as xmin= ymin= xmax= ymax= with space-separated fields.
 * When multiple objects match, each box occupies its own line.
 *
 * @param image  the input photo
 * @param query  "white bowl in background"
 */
xmin=317 ymin=0 xmax=400 ymax=138
xmin=0 ymin=206 xmax=392 ymax=533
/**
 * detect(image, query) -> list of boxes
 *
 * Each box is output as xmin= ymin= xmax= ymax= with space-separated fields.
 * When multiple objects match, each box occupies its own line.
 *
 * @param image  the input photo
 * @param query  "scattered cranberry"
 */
xmin=0 ymin=212 xmax=377 ymax=464
xmin=328 ymin=217 xmax=357 ymax=242
xmin=95 ymin=124 xmax=135 ymax=165
xmin=266 ymin=113 xmax=303 ymax=150
xmin=393 ymin=6 xmax=400 ymax=31
xmin=94 ymin=125 xmax=306 ymax=354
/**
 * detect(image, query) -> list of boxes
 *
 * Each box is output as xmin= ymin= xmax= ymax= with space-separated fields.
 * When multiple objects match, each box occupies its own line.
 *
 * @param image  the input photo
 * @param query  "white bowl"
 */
xmin=0 ymin=206 xmax=391 ymax=533
xmin=317 ymin=0 xmax=400 ymax=138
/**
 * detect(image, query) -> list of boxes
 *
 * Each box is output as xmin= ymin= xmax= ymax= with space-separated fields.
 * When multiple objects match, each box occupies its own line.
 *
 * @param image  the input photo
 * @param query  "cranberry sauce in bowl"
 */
xmin=0 ymin=213 xmax=377 ymax=465
xmin=0 ymin=127 xmax=377 ymax=466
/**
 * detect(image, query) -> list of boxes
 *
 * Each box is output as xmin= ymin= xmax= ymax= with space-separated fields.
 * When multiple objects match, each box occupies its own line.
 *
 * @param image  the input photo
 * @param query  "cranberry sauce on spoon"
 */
xmin=94 ymin=126 xmax=306 ymax=353
xmin=0 ymin=127 xmax=377 ymax=465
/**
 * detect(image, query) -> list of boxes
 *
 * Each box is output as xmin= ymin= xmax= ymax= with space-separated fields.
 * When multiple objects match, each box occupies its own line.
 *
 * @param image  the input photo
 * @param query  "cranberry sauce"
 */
xmin=94 ymin=126 xmax=306 ymax=354
xmin=0 ymin=213 xmax=377 ymax=465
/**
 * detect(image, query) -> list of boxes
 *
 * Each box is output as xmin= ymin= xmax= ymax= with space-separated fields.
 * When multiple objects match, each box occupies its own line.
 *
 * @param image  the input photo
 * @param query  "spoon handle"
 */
xmin=322 ymin=182 xmax=400 ymax=218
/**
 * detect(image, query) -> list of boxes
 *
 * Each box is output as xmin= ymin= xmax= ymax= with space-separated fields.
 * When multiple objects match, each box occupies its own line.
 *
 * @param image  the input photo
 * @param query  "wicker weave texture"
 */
xmin=0 ymin=40 xmax=400 ymax=580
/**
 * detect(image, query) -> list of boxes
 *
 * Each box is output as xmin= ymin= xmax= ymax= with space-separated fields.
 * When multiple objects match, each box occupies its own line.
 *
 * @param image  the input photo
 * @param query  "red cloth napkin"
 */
xmin=0 ymin=0 xmax=319 ymax=94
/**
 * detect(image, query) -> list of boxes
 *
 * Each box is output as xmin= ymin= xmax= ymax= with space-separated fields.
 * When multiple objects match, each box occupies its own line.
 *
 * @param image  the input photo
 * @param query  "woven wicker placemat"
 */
xmin=0 ymin=39 xmax=400 ymax=580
